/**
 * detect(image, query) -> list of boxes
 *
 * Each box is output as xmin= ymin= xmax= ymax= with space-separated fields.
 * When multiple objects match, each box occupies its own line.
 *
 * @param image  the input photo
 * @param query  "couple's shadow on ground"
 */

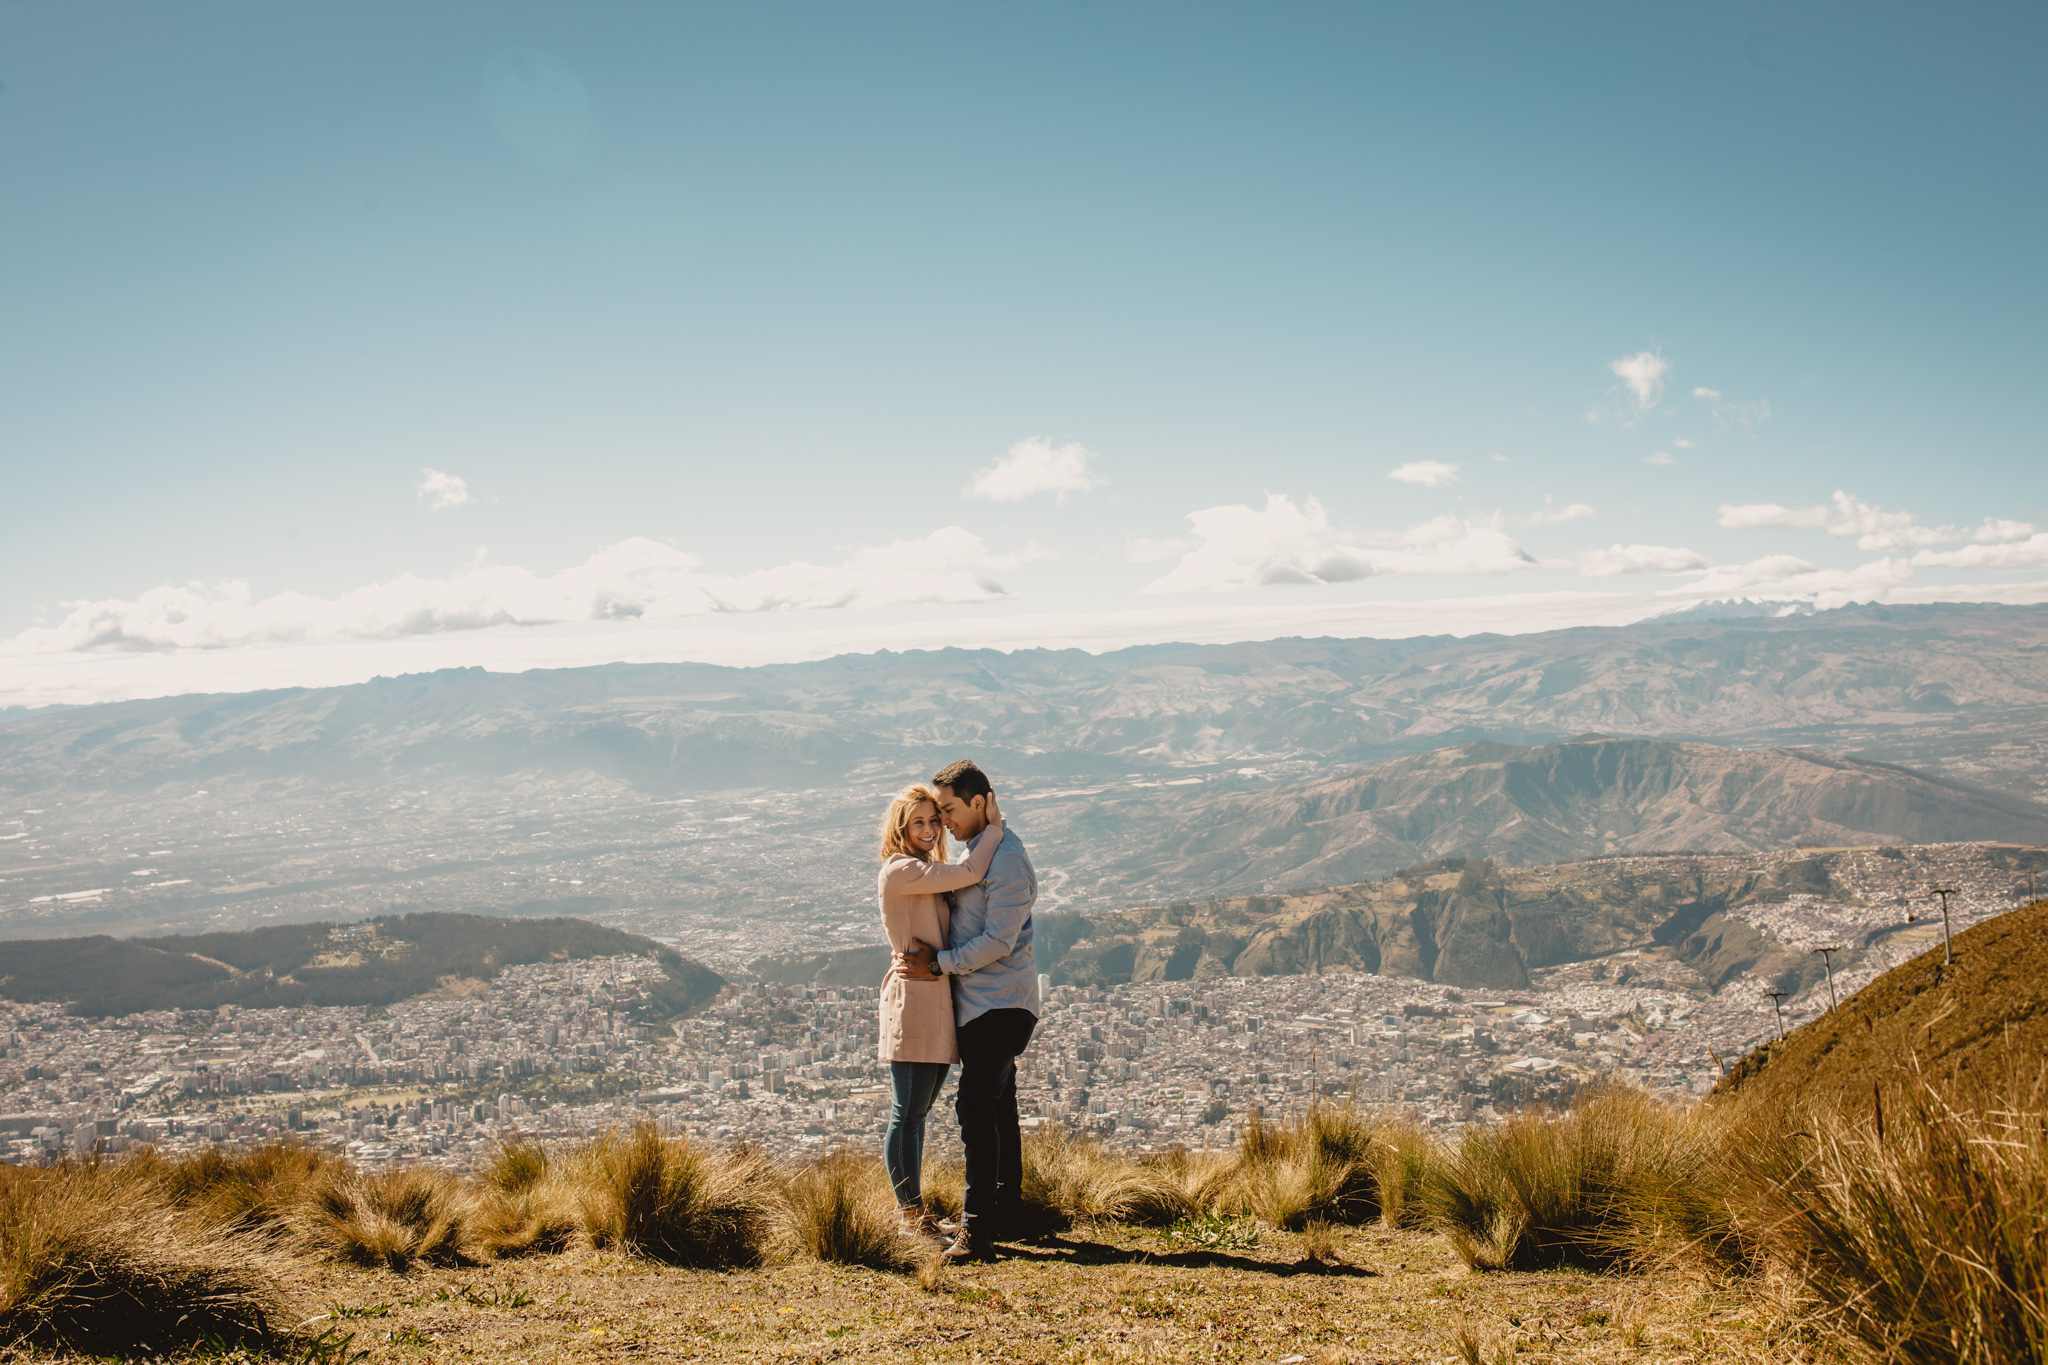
xmin=995 ymin=1232 xmax=1378 ymax=1278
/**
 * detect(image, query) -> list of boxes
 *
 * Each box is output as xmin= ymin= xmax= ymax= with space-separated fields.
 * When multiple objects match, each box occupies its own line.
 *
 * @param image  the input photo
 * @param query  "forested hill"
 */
xmin=0 ymin=912 xmax=725 ymax=1019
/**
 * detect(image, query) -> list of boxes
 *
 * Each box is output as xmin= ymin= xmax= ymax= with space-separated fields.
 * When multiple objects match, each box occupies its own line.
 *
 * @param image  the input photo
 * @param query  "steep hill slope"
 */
xmin=754 ymin=843 xmax=2048 ymax=994
xmin=1714 ymin=897 xmax=2048 ymax=1113
xmin=0 ymin=912 xmax=725 ymax=1018
xmin=1054 ymin=736 xmax=2048 ymax=897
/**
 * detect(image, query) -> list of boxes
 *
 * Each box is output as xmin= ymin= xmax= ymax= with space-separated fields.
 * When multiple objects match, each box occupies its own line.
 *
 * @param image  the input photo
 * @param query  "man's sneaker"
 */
xmin=941 ymin=1230 xmax=997 ymax=1263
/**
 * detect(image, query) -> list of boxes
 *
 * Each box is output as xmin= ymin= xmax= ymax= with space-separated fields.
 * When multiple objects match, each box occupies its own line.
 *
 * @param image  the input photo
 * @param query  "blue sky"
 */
xmin=3 ymin=1 xmax=2045 ymax=707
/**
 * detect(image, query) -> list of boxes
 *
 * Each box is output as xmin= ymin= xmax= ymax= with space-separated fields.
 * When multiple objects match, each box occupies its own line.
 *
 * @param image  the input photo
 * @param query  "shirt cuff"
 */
xmin=937 ymin=949 xmax=960 ymax=975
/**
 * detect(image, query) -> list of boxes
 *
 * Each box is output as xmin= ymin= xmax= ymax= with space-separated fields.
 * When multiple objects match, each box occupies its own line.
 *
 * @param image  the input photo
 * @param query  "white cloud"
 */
xmin=1692 ymin=387 xmax=1723 ymax=400
xmin=1973 ymin=517 xmax=2039 ymax=544
xmin=1575 ymin=544 xmax=1711 ymax=576
xmin=1490 ymin=453 xmax=1512 ymax=464
xmin=1644 ymin=452 xmax=1677 ymax=466
xmin=1717 ymin=490 xmax=1955 ymax=551
xmin=417 ymin=469 xmax=472 ymax=509
xmin=1387 ymin=460 xmax=1460 ymax=488
xmin=1125 ymin=537 xmax=1189 ymax=564
xmin=1910 ymin=533 xmax=2048 ymax=570
xmin=0 ymin=588 xmax=1687 ymax=710
xmin=1138 ymin=495 xmax=1535 ymax=594
xmin=5 ymin=531 xmax=1029 ymax=655
xmin=1524 ymin=498 xmax=1595 ymax=525
xmin=1610 ymin=352 xmax=1670 ymax=409
xmin=1672 ymin=437 xmax=1695 ymax=449
xmin=964 ymin=437 xmax=1104 ymax=502
xmin=1669 ymin=553 xmax=1916 ymax=606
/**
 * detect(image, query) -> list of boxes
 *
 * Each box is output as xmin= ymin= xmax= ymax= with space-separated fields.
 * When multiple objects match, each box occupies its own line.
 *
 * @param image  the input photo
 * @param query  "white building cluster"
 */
xmin=1 ymin=840 xmax=2033 ymax=1169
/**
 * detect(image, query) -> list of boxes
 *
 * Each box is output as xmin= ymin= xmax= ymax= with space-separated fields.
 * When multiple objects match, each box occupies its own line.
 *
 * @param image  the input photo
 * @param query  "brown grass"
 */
xmin=1221 ymin=1103 xmax=1381 ymax=1230
xmin=1733 ymin=1073 xmax=2048 ymax=1364
xmin=571 ymin=1123 xmax=777 ymax=1267
xmin=1018 ymin=1125 xmax=1188 ymax=1230
xmin=778 ymin=1151 xmax=929 ymax=1271
xmin=916 ymin=1156 xmax=965 ymax=1223
xmin=297 ymin=1165 xmax=505 ymax=1270
xmin=0 ymin=1162 xmax=292 ymax=1355
xmin=130 ymin=1139 xmax=347 ymax=1237
xmin=1367 ymin=1116 xmax=1440 ymax=1230
xmin=480 ymin=1137 xmax=551 ymax=1194
xmin=1 ymin=1071 xmax=2041 ymax=1363
xmin=1423 ymin=1086 xmax=1724 ymax=1272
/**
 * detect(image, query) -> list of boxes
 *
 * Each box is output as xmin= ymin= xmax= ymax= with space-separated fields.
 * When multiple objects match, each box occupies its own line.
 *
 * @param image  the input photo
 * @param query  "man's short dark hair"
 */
xmin=932 ymin=759 xmax=992 ymax=802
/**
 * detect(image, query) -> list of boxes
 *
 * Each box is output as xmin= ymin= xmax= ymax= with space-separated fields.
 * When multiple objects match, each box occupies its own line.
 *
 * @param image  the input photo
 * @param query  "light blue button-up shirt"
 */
xmin=936 ymin=824 xmax=1039 ymax=1027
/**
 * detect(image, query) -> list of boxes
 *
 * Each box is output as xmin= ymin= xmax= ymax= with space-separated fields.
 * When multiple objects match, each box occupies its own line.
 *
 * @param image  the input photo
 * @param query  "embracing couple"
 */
xmin=874 ymin=758 xmax=1038 ymax=1263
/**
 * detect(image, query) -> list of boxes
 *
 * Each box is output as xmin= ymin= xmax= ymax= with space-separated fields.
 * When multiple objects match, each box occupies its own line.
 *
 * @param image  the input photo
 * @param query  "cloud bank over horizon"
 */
xmin=6 ymin=464 xmax=2046 ymax=711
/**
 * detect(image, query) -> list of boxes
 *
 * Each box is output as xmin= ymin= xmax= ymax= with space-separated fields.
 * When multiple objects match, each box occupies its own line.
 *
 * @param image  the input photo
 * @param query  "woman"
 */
xmin=875 ymin=782 xmax=1002 ymax=1234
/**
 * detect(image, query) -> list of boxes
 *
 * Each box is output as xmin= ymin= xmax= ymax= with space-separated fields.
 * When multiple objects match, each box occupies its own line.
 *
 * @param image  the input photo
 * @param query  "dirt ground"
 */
xmin=276 ymin=1223 xmax=1787 ymax=1365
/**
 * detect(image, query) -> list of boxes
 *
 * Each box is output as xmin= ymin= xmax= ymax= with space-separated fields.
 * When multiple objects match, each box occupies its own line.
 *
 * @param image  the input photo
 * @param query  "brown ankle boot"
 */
xmin=900 ymin=1205 xmax=944 ymax=1241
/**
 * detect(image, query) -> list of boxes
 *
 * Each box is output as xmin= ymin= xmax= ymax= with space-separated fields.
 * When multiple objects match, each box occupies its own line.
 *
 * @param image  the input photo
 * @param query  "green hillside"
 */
xmin=0 ymin=912 xmax=725 ymax=1019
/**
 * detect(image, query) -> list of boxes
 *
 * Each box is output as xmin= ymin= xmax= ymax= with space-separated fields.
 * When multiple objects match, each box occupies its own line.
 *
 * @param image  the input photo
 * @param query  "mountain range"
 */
xmin=1028 ymin=735 xmax=2048 ymax=900
xmin=5 ymin=601 xmax=2047 ymax=800
xmin=3 ymin=602 xmax=2046 ymax=943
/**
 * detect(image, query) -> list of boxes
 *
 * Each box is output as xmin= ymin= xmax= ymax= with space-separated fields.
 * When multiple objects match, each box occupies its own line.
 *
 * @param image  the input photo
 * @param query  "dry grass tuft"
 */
xmin=1298 ymin=1219 xmax=1343 ymax=1264
xmin=915 ymin=1251 xmax=955 ymax=1293
xmin=1129 ymin=1147 xmax=1231 ymax=1226
xmin=0 ymin=1164 xmax=292 ymax=1356
xmin=298 ymin=1166 xmax=496 ymax=1270
xmin=1449 ymin=1319 xmax=1515 ymax=1365
xmin=1224 ymin=1103 xmax=1381 ymax=1230
xmin=480 ymin=1138 xmax=551 ymax=1194
xmin=572 ymin=1123 xmax=776 ymax=1267
xmin=1368 ymin=1117 xmax=1440 ymax=1230
xmin=1018 ymin=1125 xmax=1167 ymax=1230
xmin=779 ymin=1151 xmax=927 ymax=1272
xmin=1736 ymin=1076 xmax=2048 ymax=1364
xmin=916 ymin=1157 xmax=965 ymax=1223
xmin=1425 ymin=1086 xmax=1720 ymax=1272
xmin=483 ymin=1183 xmax=582 ymax=1260
xmin=132 ymin=1140 xmax=347 ymax=1237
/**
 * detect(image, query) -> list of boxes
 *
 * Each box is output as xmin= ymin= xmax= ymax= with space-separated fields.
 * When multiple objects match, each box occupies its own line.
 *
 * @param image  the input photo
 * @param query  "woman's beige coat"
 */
xmin=875 ymin=828 xmax=1000 ymax=1064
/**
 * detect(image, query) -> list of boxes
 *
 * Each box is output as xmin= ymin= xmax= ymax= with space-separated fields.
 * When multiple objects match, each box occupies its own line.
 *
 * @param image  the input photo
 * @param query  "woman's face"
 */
xmin=904 ymin=801 xmax=943 ymax=855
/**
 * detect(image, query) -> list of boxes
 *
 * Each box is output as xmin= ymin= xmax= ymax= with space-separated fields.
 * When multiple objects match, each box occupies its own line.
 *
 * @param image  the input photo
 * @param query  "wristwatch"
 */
xmin=928 ymin=957 xmax=943 ymax=978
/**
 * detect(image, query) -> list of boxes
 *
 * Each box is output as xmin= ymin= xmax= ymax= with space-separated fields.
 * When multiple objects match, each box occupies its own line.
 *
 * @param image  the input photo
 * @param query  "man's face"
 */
xmin=933 ymin=785 xmax=988 ymax=842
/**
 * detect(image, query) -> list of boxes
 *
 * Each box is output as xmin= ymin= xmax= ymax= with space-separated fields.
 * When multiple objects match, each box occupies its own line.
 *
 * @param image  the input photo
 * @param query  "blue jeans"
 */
xmin=884 ymin=1061 xmax=951 ymax=1206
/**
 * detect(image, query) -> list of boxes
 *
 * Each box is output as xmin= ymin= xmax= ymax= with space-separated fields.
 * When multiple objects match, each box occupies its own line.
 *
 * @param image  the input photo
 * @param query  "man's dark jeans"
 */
xmin=954 ymin=1006 xmax=1036 ymax=1246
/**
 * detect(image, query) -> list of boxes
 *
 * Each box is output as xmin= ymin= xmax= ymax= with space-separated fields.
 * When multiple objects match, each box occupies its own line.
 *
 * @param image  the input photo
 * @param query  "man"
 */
xmin=894 ymin=757 xmax=1038 ymax=1262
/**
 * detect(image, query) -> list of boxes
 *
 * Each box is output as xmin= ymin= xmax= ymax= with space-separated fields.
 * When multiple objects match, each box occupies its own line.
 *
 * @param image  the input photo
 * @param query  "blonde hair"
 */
xmin=877 ymin=784 xmax=943 ymax=864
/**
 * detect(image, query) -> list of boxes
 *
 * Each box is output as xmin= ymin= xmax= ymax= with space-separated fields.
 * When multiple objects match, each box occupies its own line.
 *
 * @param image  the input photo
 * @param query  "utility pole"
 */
xmin=1766 ymin=989 xmax=1790 ymax=1042
xmin=1932 ymin=888 xmax=1959 ymax=965
xmin=1815 ymin=947 xmax=1843 ymax=1013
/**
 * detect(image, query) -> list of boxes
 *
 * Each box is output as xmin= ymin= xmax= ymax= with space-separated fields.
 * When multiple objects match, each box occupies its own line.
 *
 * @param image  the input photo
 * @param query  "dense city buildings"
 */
xmin=1 ymin=836 xmax=2030 ymax=1170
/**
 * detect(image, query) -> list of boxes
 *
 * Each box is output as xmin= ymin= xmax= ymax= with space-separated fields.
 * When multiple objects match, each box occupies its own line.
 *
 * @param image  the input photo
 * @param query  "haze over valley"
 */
xmin=4 ymin=603 xmax=2046 ymax=959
